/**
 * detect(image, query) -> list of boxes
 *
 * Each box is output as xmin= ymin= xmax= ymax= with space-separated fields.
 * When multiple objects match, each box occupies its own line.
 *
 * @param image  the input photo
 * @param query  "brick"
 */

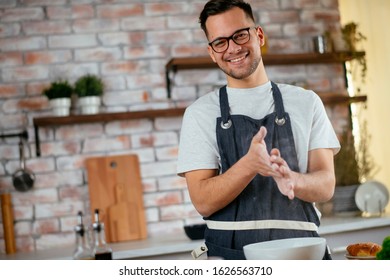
xmin=124 ymin=45 xmax=169 ymax=60
xmin=58 ymin=185 xmax=88 ymax=201
xmin=145 ymin=207 xmax=159 ymax=223
xmin=147 ymin=220 xmax=183 ymax=237
xmin=82 ymin=136 xmax=131 ymax=153
xmin=0 ymin=0 xmax=16 ymax=9
xmin=140 ymin=160 xmax=177 ymax=178
xmin=15 ymin=236 xmax=35 ymax=253
xmin=101 ymin=60 xmax=148 ymax=76
xmin=98 ymin=31 xmax=145 ymax=47
xmin=281 ymin=0 xmax=320 ymax=9
xmin=75 ymin=47 xmax=122 ymax=62
xmin=103 ymin=90 xmax=149 ymax=106
xmin=56 ymin=154 xmax=98 ymax=171
xmin=0 ymin=7 xmax=44 ymax=22
xmin=32 ymin=218 xmax=60 ymax=235
xmin=48 ymin=34 xmax=97 ymax=49
xmin=23 ymin=20 xmax=71 ymax=35
xmin=173 ymin=69 xmax=219 ymax=86
xmin=154 ymin=116 xmax=183 ymax=131
xmin=122 ymin=16 xmax=166 ymax=31
xmin=167 ymin=15 xmax=199 ymax=29
xmin=172 ymin=43 xmax=208 ymax=57
xmin=144 ymin=191 xmax=182 ymax=208
xmin=1 ymin=96 xmax=48 ymax=113
xmin=49 ymin=63 xmax=99 ymax=79
xmin=47 ymin=4 xmax=94 ymax=20
xmin=14 ymin=205 xmax=34 ymax=220
xmin=0 ymin=84 xmax=24 ymax=98
xmin=39 ymin=140 xmax=81 ymax=157
xmin=125 ymin=73 xmax=165 ymax=89
xmin=0 ymin=113 xmax=27 ymax=129
xmin=0 ymin=22 xmax=21 ymax=37
xmin=73 ymin=19 xmax=120 ymax=33
xmin=105 ymin=119 xmax=153 ymax=135
xmin=156 ymin=146 xmax=178 ymax=161
xmin=97 ymin=4 xmax=144 ymax=18
xmin=35 ymin=201 xmax=84 ymax=219
xmin=261 ymin=11 xmax=300 ymax=24
xmin=147 ymin=30 xmax=192 ymax=45
xmin=36 ymin=232 xmax=74 ymax=251
xmin=0 ymin=36 xmax=46 ymax=51
xmin=131 ymin=131 xmax=178 ymax=149
xmin=1 ymin=65 xmax=49 ymax=82
xmin=301 ymin=10 xmax=340 ymax=22
xmin=60 ymin=216 xmax=79 ymax=232
xmin=56 ymin=124 xmax=104 ymax=141
xmin=171 ymin=86 xmax=197 ymax=101
xmin=158 ymin=175 xmax=187 ymax=191
xmin=26 ymin=81 xmax=51 ymax=96
xmin=101 ymin=76 xmax=126 ymax=91
xmin=35 ymin=170 xmax=83 ymax=189
xmin=0 ymin=51 xmax=23 ymax=67
xmin=12 ymin=188 xmax=58 ymax=206
xmin=142 ymin=178 xmax=158 ymax=193
xmin=25 ymin=50 xmax=72 ymax=65
xmin=145 ymin=2 xmax=188 ymax=16
xmin=160 ymin=204 xmax=198 ymax=221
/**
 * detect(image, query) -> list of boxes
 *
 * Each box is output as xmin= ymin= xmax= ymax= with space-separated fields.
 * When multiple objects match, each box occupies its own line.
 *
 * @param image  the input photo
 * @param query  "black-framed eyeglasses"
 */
xmin=208 ymin=27 xmax=257 ymax=53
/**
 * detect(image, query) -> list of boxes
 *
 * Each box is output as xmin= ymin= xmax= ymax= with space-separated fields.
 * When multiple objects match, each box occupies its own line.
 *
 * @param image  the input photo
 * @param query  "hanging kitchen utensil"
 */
xmin=12 ymin=139 xmax=35 ymax=192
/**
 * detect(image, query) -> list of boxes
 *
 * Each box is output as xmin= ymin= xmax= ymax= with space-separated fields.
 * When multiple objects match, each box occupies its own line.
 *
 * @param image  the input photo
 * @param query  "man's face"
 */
xmin=205 ymin=7 xmax=264 ymax=81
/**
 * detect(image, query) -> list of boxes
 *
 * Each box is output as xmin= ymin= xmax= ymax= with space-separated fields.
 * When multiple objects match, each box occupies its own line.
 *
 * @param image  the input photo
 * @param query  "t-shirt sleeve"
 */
xmin=176 ymin=107 xmax=220 ymax=177
xmin=309 ymin=94 xmax=341 ymax=154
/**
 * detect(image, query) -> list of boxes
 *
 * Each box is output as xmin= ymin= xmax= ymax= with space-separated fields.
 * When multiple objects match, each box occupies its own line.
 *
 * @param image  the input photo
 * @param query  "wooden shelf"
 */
xmin=165 ymin=51 xmax=365 ymax=96
xmin=33 ymin=108 xmax=186 ymax=156
xmin=317 ymin=93 xmax=367 ymax=106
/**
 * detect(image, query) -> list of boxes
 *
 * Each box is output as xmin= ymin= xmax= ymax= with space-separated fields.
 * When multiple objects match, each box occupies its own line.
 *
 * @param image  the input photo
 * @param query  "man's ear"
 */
xmin=256 ymin=26 xmax=266 ymax=47
xmin=207 ymin=45 xmax=217 ymax=63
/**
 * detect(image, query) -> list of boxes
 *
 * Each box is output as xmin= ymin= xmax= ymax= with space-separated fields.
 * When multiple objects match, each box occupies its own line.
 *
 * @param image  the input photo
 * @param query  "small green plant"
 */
xmin=42 ymin=80 xmax=73 ymax=99
xmin=74 ymin=74 xmax=104 ymax=97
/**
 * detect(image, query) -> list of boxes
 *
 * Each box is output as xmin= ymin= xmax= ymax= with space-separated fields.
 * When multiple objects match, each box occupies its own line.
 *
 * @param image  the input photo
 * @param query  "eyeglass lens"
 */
xmin=210 ymin=27 xmax=253 ymax=53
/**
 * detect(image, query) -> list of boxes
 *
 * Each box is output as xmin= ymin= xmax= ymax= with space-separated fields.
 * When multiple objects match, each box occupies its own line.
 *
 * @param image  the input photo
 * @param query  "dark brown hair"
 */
xmin=199 ymin=0 xmax=255 ymax=36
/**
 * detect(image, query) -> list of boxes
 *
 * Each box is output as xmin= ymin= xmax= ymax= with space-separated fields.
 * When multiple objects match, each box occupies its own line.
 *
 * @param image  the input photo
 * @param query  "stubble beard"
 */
xmin=219 ymin=55 xmax=261 ymax=80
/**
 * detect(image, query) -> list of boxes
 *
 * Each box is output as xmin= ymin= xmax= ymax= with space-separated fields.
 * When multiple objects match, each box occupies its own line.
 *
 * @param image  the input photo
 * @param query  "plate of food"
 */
xmin=345 ymin=242 xmax=382 ymax=260
xmin=355 ymin=180 xmax=389 ymax=214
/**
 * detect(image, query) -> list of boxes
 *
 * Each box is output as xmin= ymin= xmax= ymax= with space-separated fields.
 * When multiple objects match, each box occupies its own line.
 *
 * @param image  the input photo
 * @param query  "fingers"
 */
xmin=253 ymin=126 xmax=267 ymax=143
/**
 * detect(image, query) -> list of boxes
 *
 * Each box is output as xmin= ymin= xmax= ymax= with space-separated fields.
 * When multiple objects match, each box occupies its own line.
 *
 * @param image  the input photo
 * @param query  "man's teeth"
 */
xmin=230 ymin=56 xmax=245 ymax=62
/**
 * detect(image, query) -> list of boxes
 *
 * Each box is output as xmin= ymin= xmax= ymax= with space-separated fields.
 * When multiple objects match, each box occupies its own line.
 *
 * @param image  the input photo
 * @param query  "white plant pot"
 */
xmin=49 ymin=98 xmax=71 ymax=116
xmin=78 ymin=96 xmax=101 ymax=115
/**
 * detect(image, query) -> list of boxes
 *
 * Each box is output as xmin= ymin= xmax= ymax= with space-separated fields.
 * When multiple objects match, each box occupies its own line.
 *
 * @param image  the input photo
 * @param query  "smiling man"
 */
xmin=177 ymin=0 xmax=340 ymax=260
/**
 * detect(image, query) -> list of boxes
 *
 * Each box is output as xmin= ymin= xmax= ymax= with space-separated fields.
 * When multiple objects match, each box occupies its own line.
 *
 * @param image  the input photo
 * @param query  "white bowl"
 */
xmin=243 ymin=237 xmax=326 ymax=260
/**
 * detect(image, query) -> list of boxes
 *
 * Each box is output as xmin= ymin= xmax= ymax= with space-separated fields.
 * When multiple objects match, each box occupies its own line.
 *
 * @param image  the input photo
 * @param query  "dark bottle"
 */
xmin=92 ymin=209 xmax=113 ymax=260
xmin=73 ymin=211 xmax=94 ymax=260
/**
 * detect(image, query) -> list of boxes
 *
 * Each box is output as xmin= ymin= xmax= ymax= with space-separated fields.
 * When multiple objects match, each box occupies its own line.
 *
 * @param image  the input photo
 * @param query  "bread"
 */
xmin=346 ymin=242 xmax=382 ymax=256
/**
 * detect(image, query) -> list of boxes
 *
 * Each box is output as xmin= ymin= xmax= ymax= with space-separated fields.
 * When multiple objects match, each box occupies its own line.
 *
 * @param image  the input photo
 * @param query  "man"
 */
xmin=177 ymin=0 xmax=340 ymax=260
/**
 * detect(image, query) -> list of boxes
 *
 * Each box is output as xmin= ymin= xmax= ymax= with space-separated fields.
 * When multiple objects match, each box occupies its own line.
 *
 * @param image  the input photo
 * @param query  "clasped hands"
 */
xmin=247 ymin=126 xmax=295 ymax=200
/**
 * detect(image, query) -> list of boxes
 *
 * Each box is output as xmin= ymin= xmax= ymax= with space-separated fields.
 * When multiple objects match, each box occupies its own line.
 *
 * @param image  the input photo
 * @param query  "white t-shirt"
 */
xmin=177 ymin=81 xmax=340 ymax=176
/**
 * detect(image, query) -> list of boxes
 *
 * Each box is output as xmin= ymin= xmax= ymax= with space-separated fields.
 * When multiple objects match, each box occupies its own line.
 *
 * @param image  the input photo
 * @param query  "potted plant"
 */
xmin=332 ymin=122 xmax=378 ymax=215
xmin=74 ymin=74 xmax=104 ymax=115
xmin=42 ymin=80 xmax=73 ymax=116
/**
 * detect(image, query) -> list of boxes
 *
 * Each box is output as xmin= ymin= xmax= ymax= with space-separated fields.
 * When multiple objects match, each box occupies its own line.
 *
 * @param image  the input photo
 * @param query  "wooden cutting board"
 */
xmin=86 ymin=154 xmax=147 ymax=243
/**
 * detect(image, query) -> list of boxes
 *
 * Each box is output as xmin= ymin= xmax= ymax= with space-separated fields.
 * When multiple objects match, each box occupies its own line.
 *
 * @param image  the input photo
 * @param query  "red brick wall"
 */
xmin=0 ymin=0 xmax=346 ymax=254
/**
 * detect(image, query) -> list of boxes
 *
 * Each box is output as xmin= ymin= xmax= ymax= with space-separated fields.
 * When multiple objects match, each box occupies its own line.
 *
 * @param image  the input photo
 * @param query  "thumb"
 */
xmin=253 ymin=126 xmax=267 ymax=143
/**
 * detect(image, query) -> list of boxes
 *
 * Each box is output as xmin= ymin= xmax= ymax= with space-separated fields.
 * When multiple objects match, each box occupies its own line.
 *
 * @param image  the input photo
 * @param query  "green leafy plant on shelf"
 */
xmin=42 ymin=80 xmax=73 ymax=99
xmin=341 ymin=22 xmax=367 ymax=83
xmin=74 ymin=74 xmax=104 ymax=97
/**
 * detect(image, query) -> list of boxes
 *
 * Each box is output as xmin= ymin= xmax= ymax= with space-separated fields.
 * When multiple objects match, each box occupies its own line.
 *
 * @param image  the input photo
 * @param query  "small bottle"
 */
xmin=73 ymin=211 xmax=94 ymax=260
xmin=92 ymin=209 xmax=113 ymax=260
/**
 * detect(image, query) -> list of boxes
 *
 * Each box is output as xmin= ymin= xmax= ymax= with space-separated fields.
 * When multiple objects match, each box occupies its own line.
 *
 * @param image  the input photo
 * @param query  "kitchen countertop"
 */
xmin=1 ymin=214 xmax=389 ymax=260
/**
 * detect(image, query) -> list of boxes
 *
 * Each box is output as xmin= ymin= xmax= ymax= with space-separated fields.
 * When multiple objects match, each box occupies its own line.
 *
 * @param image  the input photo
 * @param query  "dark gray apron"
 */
xmin=204 ymin=82 xmax=331 ymax=260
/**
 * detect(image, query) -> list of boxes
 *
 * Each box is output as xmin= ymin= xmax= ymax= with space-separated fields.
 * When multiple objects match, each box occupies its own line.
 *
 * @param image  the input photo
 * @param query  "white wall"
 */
xmin=339 ymin=0 xmax=390 ymax=212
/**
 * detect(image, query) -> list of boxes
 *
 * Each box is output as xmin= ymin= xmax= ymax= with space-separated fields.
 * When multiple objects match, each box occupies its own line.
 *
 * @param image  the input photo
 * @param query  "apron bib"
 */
xmin=204 ymin=82 xmax=330 ymax=260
